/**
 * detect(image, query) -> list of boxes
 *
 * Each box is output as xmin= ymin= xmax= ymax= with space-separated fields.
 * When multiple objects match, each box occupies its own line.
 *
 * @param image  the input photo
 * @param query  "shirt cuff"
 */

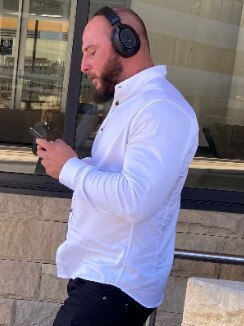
xmin=59 ymin=157 xmax=87 ymax=190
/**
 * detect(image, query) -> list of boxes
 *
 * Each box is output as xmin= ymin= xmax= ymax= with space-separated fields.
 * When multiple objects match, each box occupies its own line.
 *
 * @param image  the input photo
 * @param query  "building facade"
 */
xmin=0 ymin=0 xmax=243 ymax=325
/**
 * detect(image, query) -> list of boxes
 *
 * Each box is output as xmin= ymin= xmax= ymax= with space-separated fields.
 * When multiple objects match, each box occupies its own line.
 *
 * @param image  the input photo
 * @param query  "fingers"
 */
xmin=36 ymin=138 xmax=50 ymax=150
xmin=36 ymin=139 xmax=54 ymax=158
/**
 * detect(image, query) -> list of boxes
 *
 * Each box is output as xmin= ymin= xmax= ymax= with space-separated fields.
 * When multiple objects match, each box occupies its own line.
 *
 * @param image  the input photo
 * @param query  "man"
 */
xmin=36 ymin=6 xmax=198 ymax=326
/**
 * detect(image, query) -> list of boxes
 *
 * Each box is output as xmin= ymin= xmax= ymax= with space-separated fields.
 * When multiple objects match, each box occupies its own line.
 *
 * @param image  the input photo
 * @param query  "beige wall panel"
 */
xmin=42 ymin=197 xmax=71 ymax=222
xmin=232 ymin=51 xmax=244 ymax=76
xmin=168 ymin=66 xmax=232 ymax=98
xmin=176 ymin=232 xmax=225 ymax=253
xmin=195 ymin=17 xmax=239 ymax=50
xmin=39 ymin=272 xmax=68 ymax=303
xmin=15 ymin=300 xmax=61 ymax=326
xmin=0 ymin=260 xmax=41 ymax=300
xmin=159 ymin=276 xmax=188 ymax=313
xmin=229 ymin=76 xmax=244 ymax=99
xmin=178 ymin=0 xmax=193 ymax=13
xmin=149 ymin=32 xmax=236 ymax=75
xmin=133 ymin=1 xmax=238 ymax=49
xmin=221 ymin=0 xmax=233 ymax=22
xmin=220 ymin=264 xmax=244 ymax=281
xmin=224 ymin=237 xmax=244 ymax=256
xmin=25 ymin=220 xmax=67 ymax=263
xmin=211 ymin=0 xmax=223 ymax=20
xmin=200 ymin=0 xmax=215 ymax=17
xmin=0 ymin=218 xmax=28 ymax=259
xmin=0 ymin=193 xmax=42 ymax=219
xmin=240 ymin=1 xmax=244 ymax=26
xmin=0 ymin=299 xmax=14 ymax=325
xmin=178 ymin=209 xmax=244 ymax=238
xmin=132 ymin=0 xmax=178 ymax=10
xmin=149 ymin=33 xmax=175 ymax=65
xmin=132 ymin=0 xmax=243 ymax=24
xmin=232 ymin=0 xmax=244 ymax=25
xmin=39 ymin=264 xmax=67 ymax=303
xmin=171 ymin=259 xmax=221 ymax=278
xmin=191 ymin=43 xmax=235 ymax=75
xmin=173 ymin=39 xmax=193 ymax=67
xmin=235 ymin=26 xmax=244 ymax=52
xmin=155 ymin=310 xmax=182 ymax=326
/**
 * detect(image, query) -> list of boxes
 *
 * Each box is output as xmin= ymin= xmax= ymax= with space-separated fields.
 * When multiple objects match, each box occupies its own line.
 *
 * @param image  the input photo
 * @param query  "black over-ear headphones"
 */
xmin=94 ymin=6 xmax=141 ymax=58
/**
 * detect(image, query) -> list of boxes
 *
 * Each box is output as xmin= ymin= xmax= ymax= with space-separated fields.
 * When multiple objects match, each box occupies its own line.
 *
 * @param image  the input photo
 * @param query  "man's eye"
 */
xmin=90 ymin=51 xmax=95 ymax=57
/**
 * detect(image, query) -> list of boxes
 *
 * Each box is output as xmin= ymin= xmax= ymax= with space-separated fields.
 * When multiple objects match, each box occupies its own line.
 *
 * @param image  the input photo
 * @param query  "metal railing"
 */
xmin=146 ymin=250 xmax=244 ymax=326
xmin=174 ymin=249 xmax=244 ymax=265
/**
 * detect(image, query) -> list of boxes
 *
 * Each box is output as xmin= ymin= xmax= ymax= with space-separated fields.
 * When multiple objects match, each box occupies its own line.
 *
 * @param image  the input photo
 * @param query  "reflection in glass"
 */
xmin=0 ymin=0 xmax=73 ymax=174
xmin=131 ymin=0 xmax=244 ymax=191
xmin=21 ymin=1 xmax=68 ymax=111
xmin=0 ymin=0 xmax=18 ymax=109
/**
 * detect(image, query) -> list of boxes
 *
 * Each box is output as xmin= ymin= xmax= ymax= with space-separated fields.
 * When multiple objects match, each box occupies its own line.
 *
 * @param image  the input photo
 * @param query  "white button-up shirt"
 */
xmin=57 ymin=65 xmax=198 ymax=308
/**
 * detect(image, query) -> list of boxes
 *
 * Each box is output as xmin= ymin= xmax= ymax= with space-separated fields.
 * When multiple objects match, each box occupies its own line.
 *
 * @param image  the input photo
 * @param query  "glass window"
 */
xmin=0 ymin=0 xmax=75 ymax=174
xmin=130 ymin=0 xmax=244 ymax=192
xmin=1 ymin=0 xmax=244 ymax=195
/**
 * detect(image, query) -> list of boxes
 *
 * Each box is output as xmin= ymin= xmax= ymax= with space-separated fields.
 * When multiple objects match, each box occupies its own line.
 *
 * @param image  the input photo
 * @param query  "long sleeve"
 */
xmin=59 ymin=101 xmax=198 ymax=223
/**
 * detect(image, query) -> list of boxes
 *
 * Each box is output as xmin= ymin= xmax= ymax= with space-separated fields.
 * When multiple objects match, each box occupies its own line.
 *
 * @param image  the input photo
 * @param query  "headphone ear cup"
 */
xmin=112 ymin=24 xmax=140 ymax=58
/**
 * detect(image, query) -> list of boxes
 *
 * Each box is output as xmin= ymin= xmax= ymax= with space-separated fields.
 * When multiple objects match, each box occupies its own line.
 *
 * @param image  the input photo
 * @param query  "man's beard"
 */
xmin=91 ymin=54 xmax=123 ymax=104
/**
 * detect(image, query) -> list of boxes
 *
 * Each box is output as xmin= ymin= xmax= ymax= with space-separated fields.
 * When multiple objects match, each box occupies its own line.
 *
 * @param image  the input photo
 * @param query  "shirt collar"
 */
xmin=113 ymin=65 xmax=167 ymax=105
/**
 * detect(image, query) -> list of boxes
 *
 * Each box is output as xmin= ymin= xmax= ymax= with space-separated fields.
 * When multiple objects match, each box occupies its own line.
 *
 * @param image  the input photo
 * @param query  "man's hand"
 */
xmin=36 ymin=138 xmax=78 ymax=179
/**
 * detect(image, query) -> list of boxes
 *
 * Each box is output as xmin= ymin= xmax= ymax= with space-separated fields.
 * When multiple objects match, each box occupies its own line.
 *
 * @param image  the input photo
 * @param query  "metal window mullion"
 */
xmin=62 ymin=0 xmax=90 ymax=147
xmin=60 ymin=0 xmax=78 ymax=113
xmin=10 ymin=0 xmax=30 ymax=110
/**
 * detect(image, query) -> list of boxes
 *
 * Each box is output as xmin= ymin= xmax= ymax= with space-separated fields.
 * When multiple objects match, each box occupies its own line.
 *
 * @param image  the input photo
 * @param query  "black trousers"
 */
xmin=53 ymin=278 xmax=155 ymax=326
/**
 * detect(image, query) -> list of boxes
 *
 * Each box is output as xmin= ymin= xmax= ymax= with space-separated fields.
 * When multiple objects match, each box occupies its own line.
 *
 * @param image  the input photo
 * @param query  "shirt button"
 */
xmin=115 ymin=101 xmax=119 ymax=106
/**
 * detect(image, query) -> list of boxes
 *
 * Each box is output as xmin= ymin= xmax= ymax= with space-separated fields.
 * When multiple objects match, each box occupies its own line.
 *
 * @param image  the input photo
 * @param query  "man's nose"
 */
xmin=81 ymin=57 xmax=89 ymax=73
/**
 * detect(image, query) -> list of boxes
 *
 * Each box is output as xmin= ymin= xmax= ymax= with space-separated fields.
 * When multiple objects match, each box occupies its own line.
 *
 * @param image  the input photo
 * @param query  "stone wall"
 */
xmin=0 ymin=193 xmax=243 ymax=325
xmin=0 ymin=193 xmax=69 ymax=326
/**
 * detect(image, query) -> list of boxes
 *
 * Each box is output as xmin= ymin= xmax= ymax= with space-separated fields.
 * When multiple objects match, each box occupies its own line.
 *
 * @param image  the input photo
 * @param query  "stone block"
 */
xmin=0 ymin=193 xmax=42 ymax=219
xmin=25 ymin=220 xmax=67 ymax=263
xmin=155 ymin=311 xmax=182 ymax=326
xmin=181 ymin=277 xmax=244 ymax=326
xmin=220 ymin=264 xmax=244 ymax=282
xmin=0 ymin=299 xmax=15 ymax=325
xmin=0 ymin=218 xmax=27 ymax=259
xmin=42 ymin=263 xmax=57 ymax=275
xmin=178 ymin=209 xmax=244 ymax=238
xmin=0 ymin=260 xmax=41 ymax=300
xmin=42 ymin=197 xmax=71 ymax=222
xmin=39 ymin=264 xmax=68 ymax=303
xmin=159 ymin=276 xmax=188 ymax=313
xmin=171 ymin=258 xmax=221 ymax=278
xmin=224 ymin=237 xmax=244 ymax=256
xmin=15 ymin=300 xmax=61 ymax=326
xmin=176 ymin=232 xmax=225 ymax=253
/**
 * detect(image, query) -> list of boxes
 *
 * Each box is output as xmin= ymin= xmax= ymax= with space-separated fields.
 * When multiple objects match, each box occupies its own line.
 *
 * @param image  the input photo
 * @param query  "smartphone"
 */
xmin=29 ymin=126 xmax=45 ymax=139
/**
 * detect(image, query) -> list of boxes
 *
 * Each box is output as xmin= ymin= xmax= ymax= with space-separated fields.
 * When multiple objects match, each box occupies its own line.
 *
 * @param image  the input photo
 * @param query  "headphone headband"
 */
xmin=94 ymin=6 xmax=120 ymax=25
xmin=94 ymin=6 xmax=140 ymax=58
